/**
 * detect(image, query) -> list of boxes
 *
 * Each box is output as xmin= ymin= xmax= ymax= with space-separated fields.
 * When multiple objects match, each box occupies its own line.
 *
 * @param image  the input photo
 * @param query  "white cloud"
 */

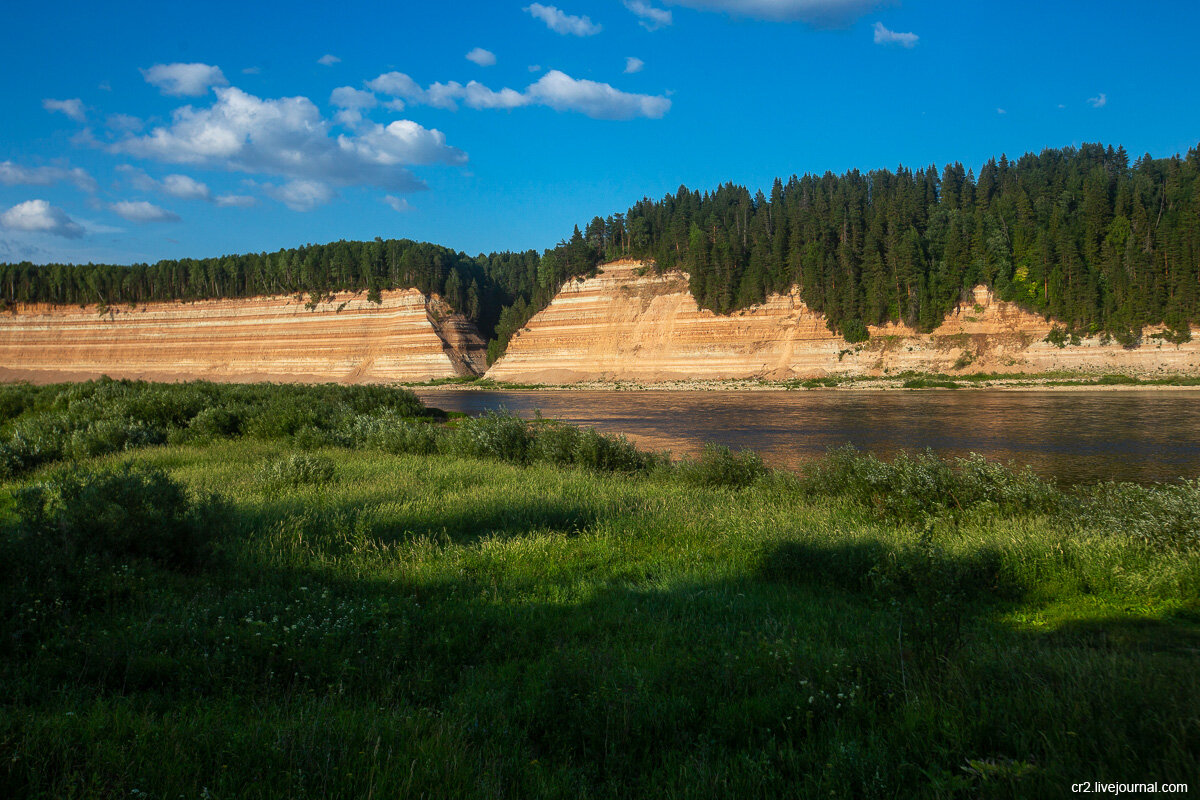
xmin=141 ymin=62 xmax=229 ymax=97
xmin=0 ymin=161 xmax=97 ymax=193
xmin=1088 ymin=93 xmax=1107 ymax=108
xmin=873 ymin=22 xmax=918 ymax=47
xmin=43 ymin=98 xmax=86 ymax=122
xmin=625 ymin=1 xmax=673 ymax=29
xmin=368 ymin=69 xmax=670 ymax=120
xmin=529 ymin=64 xmax=542 ymax=72
xmin=111 ymin=86 xmax=463 ymax=193
xmin=215 ymin=193 xmax=257 ymax=208
xmin=108 ymin=200 xmax=180 ymax=223
xmin=997 ymin=108 xmax=1006 ymax=115
xmin=524 ymin=4 xmax=602 ymax=36
xmin=330 ymin=86 xmax=378 ymax=126
xmin=383 ymin=195 xmax=412 ymax=212
xmin=527 ymin=70 xmax=670 ymax=119
xmin=466 ymin=48 xmax=497 ymax=67
xmin=318 ymin=54 xmax=341 ymax=66
xmin=161 ymin=173 xmax=211 ymax=200
xmin=242 ymin=66 xmax=262 ymax=75
xmin=106 ymin=113 xmax=144 ymax=133
xmin=265 ymin=180 xmax=335 ymax=211
xmin=0 ymin=200 xmax=85 ymax=238
xmin=625 ymin=57 xmax=645 ymax=74
xmin=666 ymin=0 xmax=880 ymax=26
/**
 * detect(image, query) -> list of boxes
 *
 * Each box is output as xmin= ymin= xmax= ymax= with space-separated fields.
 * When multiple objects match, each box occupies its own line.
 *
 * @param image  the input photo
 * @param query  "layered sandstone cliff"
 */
xmin=0 ymin=289 xmax=487 ymax=384
xmin=486 ymin=261 xmax=1200 ymax=383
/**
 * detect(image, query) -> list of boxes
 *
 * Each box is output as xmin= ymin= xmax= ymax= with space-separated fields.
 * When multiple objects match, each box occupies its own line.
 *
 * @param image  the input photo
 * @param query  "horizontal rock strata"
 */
xmin=0 ymin=290 xmax=487 ymax=384
xmin=486 ymin=261 xmax=1200 ymax=383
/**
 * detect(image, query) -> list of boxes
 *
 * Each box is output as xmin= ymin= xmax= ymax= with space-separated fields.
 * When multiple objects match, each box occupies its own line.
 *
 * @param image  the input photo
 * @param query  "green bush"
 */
xmin=680 ymin=443 xmax=768 ymax=489
xmin=188 ymin=406 xmax=243 ymax=438
xmin=1079 ymin=480 xmax=1200 ymax=551
xmin=442 ymin=412 xmax=533 ymax=464
xmin=529 ymin=421 xmax=662 ymax=473
xmin=803 ymin=446 xmax=1061 ymax=523
xmin=10 ymin=463 xmax=218 ymax=570
xmin=340 ymin=412 xmax=444 ymax=455
xmin=257 ymin=453 xmax=337 ymax=489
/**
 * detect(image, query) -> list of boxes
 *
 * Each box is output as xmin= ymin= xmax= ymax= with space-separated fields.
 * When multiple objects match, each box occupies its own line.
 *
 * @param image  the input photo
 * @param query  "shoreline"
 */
xmin=405 ymin=374 xmax=1200 ymax=393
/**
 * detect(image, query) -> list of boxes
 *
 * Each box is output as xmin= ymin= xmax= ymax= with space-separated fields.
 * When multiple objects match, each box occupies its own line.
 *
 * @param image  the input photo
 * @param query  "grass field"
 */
xmin=0 ymin=381 xmax=1198 ymax=798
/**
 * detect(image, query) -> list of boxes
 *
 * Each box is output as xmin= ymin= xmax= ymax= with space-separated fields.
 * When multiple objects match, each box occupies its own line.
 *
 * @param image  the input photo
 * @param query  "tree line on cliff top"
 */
xmin=2 ymin=142 xmax=1198 ymax=359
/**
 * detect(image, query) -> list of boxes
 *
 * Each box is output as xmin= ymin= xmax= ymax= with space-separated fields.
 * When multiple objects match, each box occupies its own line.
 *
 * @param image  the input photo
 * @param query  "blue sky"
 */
xmin=2 ymin=0 xmax=1198 ymax=265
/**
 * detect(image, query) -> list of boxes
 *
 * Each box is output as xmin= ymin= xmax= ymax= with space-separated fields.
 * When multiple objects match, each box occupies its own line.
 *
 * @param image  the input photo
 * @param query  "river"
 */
xmin=413 ymin=388 xmax=1200 ymax=485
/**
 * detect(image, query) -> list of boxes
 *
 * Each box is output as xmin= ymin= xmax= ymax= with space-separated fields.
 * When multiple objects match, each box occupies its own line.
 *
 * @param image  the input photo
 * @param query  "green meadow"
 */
xmin=0 ymin=380 xmax=1197 ymax=798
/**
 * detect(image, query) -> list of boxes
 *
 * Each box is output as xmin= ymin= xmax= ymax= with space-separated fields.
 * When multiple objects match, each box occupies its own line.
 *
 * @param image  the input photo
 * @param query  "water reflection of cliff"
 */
xmin=416 ymin=389 xmax=1200 ymax=486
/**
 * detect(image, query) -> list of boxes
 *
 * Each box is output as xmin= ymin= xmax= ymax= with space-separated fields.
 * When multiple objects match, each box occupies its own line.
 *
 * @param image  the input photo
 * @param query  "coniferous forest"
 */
xmin=3 ymin=143 xmax=1198 ymax=358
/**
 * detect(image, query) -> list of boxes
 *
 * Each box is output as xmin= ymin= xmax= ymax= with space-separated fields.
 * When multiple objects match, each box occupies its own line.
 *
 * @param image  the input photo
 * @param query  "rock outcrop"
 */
xmin=485 ymin=261 xmax=1200 ymax=383
xmin=0 ymin=289 xmax=487 ymax=384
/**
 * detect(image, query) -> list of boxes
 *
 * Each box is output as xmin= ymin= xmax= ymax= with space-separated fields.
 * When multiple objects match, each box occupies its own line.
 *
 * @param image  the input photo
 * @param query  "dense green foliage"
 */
xmin=5 ymin=142 xmax=1197 ymax=359
xmin=1 ymin=426 xmax=1198 ymax=797
xmin=605 ymin=143 xmax=1200 ymax=339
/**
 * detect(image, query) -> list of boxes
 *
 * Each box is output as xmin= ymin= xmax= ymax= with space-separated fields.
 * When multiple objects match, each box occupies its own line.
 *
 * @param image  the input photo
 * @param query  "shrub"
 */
xmin=680 ymin=443 xmax=768 ymax=489
xmin=803 ymin=446 xmax=1061 ymax=523
xmin=442 ymin=412 xmax=532 ymax=464
xmin=529 ymin=421 xmax=663 ymax=473
xmin=257 ymin=453 xmax=337 ymax=489
xmin=1078 ymin=480 xmax=1200 ymax=551
xmin=339 ymin=412 xmax=444 ymax=455
xmin=10 ymin=463 xmax=217 ymax=570
xmin=188 ymin=406 xmax=243 ymax=438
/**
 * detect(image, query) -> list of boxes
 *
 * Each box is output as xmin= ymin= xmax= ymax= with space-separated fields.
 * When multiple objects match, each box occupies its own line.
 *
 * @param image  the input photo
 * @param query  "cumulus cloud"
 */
xmin=1088 ymin=93 xmax=1107 ymax=108
xmin=625 ymin=57 xmax=645 ymax=74
xmin=160 ymin=173 xmax=212 ymax=201
xmin=625 ymin=1 xmax=673 ymax=30
xmin=330 ymin=86 xmax=379 ymax=126
xmin=383 ymin=195 xmax=412 ymax=212
xmin=111 ymin=86 xmax=464 ymax=194
xmin=367 ymin=69 xmax=670 ymax=119
xmin=141 ymin=62 xmax=229 ymax=97
xmin=466 ymin=47 xmax=497 ymax=67
xmin=0 ymin=199 xmax=85 ymax=238
xmin=524 ymin=4 xmax=602 ymax=36
xmin=0 ymin=161 xmax=97 ymax=193
xmin=527 ymin=70 xmax=670 ymax=119
xmin=873 ymin=22 xmax=918 ymax=47
xmin=665 ymin=0 xmax=880 ymax=27
xmin=43 ymin=98 xmax=86 ymax=122
xmin=108 ymin=200 xmax=180 ymax=223
xmin=265 ymin=180 xmax=336 ymax=211
xmin=318 ymin=54 xmax=341 ymax=66
xmin=215 ymin=193 xmax=257 ymax=208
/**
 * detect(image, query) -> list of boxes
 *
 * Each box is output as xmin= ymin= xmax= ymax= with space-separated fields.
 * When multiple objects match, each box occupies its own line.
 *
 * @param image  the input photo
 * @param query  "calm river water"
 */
xmin=414 ymin=389 xmax=1200 ymax=485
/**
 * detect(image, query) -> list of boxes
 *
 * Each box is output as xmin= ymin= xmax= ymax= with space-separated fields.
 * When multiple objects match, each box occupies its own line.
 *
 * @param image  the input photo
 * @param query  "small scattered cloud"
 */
xmin=873 ymin=21 xmax=918 ymax=47
xmin=0 ymin=199 xmax=85 ymax=238
xmin=466 ymin=47 xmax=497 ymax=67
xmin=318 ymin=54 xmax=341 ymax=66
xmin=0 ymin=161 xmax=97 ymax=193
xmin=1088 ymin=93 xmax=1107 ymax=108
xmin=368 ymin=69 xmax=670 ymax=120
xmin=242 ymin=66 xmax=262 ymax=75
xmin=996 ymin=108 xmax=1006 ymax=115
xmin=108 ymin=200 xmax=181 ymax=223
xmin=265 ymin=180 xmax=336 ymax=211
xmin=666 ymin=0 xmax=882 ymax=27
xmin=625 ymin=1 xmax=673 ymax=30
xmin=160 ymin=174 xmax=211 ymax=201
xmin=529 ymin=64 xmax=543 ymax=72
xmin=330 ymin=86 xmax=378 ymax=126
xmin=141 ymin=62 xmax=229 ymax=97
xmin=214 ymin=193 xmax=257 ymax=208
xmin=624 ymin=57 xmax=645 ymax=74
xmin=524 ymin=4 xmax=602 ymax=36
xmin=43 ymin=98 xmax=86 ymax=122
xmin=383 ymin=195 xmax=412 ymax=212
xmin=106 ymin=113 xmax=144 ymax=133
xmin=98 ymin=81 xmax=112 ymax=92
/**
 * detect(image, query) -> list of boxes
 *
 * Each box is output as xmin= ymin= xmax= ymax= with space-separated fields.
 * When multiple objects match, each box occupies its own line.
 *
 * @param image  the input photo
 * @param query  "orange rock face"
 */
xmin=485 ymin=261 xmax=1200 ymax=383
xmin=0 ymin=289 xmax=487 ymax=384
